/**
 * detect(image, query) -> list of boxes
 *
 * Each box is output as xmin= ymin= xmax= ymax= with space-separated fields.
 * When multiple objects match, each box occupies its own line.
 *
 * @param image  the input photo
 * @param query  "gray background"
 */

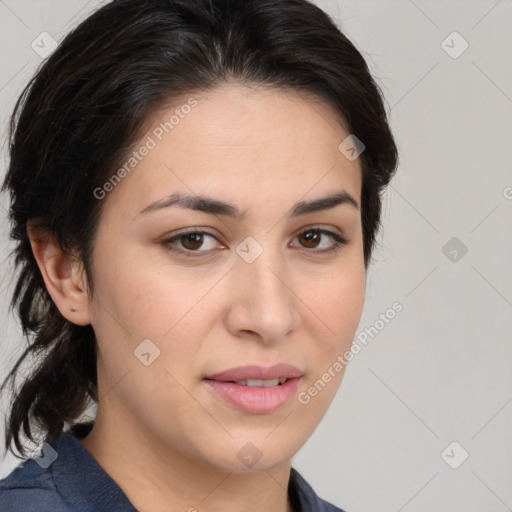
xmin=1 ymin=1 xmax=511 ymax=510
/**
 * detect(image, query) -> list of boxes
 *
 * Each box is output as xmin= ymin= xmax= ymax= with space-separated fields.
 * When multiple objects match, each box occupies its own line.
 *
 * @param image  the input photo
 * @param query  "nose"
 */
xmin=225 ymin=248 xmax=301 ymax=344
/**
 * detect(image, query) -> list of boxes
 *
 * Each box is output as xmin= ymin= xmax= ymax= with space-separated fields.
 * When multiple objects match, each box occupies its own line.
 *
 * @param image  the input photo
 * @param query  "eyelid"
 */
xmin=291 ymin=224 xmax=344 ymax=239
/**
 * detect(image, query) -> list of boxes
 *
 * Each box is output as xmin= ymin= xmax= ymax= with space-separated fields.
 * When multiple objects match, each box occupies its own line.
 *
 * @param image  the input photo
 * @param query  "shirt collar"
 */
xmin=51 ymin=433 xmax=137 ymax=511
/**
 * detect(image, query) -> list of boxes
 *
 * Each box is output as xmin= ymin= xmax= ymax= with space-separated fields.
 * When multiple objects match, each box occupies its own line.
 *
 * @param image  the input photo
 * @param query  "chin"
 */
xmin=198 ymin=435 xmax=299 ymax=474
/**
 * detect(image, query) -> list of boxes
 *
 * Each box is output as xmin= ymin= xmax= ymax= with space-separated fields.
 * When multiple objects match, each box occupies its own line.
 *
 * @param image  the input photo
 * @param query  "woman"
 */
xmin=0 ymin=0 xmax=398 ymax=510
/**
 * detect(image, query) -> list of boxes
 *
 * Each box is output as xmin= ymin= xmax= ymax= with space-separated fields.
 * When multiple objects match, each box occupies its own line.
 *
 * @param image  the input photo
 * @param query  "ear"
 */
xmin=27 ymin=221 xmax=91 ymax=326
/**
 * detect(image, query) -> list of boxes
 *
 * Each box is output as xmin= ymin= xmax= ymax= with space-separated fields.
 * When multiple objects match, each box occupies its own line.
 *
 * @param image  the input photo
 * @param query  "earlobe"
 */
xmin=26 ymin=221 xmax=91 ymax=326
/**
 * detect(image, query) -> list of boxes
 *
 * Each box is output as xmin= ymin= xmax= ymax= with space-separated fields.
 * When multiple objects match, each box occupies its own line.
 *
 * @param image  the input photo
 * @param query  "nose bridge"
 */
xmin=230 ymin=239 xmax=299 ymax=340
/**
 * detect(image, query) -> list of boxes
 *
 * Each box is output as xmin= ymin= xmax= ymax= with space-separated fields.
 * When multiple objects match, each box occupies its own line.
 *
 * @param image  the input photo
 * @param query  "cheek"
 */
xmin=307 ymin=266 xmax=365 ymax=329
xmin=93 ymin=252 xmax=188 ymax=332
xmin=89 ymin=258 xmax=206 ymax=403
xmin=299 ymin=263 xmax=365 ymax=361
xmin=91 ymin=254 xmax=222 ymax=376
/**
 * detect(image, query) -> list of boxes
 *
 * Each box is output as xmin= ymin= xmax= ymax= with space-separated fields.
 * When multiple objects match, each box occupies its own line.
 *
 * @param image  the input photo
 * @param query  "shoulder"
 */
xmin=0 ymin=457 xmax=74 ymax=511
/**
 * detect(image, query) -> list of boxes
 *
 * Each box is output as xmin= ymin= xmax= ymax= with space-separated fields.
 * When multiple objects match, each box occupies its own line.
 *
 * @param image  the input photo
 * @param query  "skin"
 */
xmin=28 ymin=82 xmax=366 ymax=512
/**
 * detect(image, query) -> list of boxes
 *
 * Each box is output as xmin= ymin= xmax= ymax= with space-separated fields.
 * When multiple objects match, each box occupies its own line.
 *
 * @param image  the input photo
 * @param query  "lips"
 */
xmin=205 ymin=364 xmax=303 ymax=383
xmin=203 ymin=364 xmax=303 ymax=414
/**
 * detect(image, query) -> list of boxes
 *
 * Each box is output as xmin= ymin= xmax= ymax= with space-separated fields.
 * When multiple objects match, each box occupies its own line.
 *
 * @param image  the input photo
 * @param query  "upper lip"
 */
xmin=205 ymin=364 xmax=303 ymax=382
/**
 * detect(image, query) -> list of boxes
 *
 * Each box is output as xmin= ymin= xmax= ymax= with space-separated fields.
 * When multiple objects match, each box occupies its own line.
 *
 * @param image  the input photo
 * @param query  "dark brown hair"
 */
xmin=1 ymin=0 xmax=398 ymax=458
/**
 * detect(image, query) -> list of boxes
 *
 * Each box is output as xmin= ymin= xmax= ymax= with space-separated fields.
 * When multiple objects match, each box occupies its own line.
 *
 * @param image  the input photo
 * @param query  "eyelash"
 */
xmin=160 ymin=226 xmax=349 ymax=258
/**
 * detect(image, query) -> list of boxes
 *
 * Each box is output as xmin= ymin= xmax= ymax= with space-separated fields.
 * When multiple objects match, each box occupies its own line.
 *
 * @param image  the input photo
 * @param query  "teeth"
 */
xmin=235 ymin=378 xmax=288 ymax=387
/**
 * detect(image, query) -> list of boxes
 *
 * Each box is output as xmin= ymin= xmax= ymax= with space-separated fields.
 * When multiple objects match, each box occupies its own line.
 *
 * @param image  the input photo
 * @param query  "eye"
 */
xmin=291 ymin=227 xmax=349 ymax=254
xmin=160 ymin=226 xmax=349 ymax=258
xmin=161 ymin=229 xmax=222 ymax=257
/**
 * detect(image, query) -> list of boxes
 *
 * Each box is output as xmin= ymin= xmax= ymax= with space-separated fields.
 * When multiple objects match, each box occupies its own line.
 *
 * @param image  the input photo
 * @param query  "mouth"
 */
xmin=203 ymin=364 xmax=303 ymax=413
xmin=205 ymin=363 xmax=303 ymax=383
xmin=226 ymin=377 xmax=289 ymax=387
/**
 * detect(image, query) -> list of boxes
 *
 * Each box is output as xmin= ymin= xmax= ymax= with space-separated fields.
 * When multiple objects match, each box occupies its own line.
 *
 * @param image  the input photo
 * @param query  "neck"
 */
xmin=79 ymin=403 xmax=294 ymax=512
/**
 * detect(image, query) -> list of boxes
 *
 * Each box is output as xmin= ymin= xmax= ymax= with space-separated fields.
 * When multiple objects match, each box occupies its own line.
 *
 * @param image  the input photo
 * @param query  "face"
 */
xmin=85 ymin=82 xmax=365 ymax=472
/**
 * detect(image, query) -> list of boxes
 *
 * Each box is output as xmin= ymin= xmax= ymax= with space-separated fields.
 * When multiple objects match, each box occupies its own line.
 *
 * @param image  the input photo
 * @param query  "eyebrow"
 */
xmin=137 ymin=190 xmax=359 ymax=220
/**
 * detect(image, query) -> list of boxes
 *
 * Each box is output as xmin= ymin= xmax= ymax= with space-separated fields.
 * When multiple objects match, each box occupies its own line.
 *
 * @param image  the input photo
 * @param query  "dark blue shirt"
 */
xmin=0 ymin=433 xmax=345 ymax=511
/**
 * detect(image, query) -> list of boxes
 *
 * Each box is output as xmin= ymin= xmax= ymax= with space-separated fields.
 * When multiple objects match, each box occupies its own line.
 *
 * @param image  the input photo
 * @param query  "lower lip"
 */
xmin=204 ymin=377 xmax=301 ymax=414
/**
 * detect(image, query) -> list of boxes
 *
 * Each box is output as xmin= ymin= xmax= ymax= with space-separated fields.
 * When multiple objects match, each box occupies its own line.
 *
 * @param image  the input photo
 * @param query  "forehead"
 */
xmin=101 ymin=83 xmax=362 ymax=216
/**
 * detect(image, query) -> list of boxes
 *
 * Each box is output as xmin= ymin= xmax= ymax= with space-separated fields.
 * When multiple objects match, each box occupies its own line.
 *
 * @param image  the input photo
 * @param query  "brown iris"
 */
xmin=298 ymin=230 xmax=321 ymax=249
xmin=180 ymin=233 xmax=204 ymax=250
